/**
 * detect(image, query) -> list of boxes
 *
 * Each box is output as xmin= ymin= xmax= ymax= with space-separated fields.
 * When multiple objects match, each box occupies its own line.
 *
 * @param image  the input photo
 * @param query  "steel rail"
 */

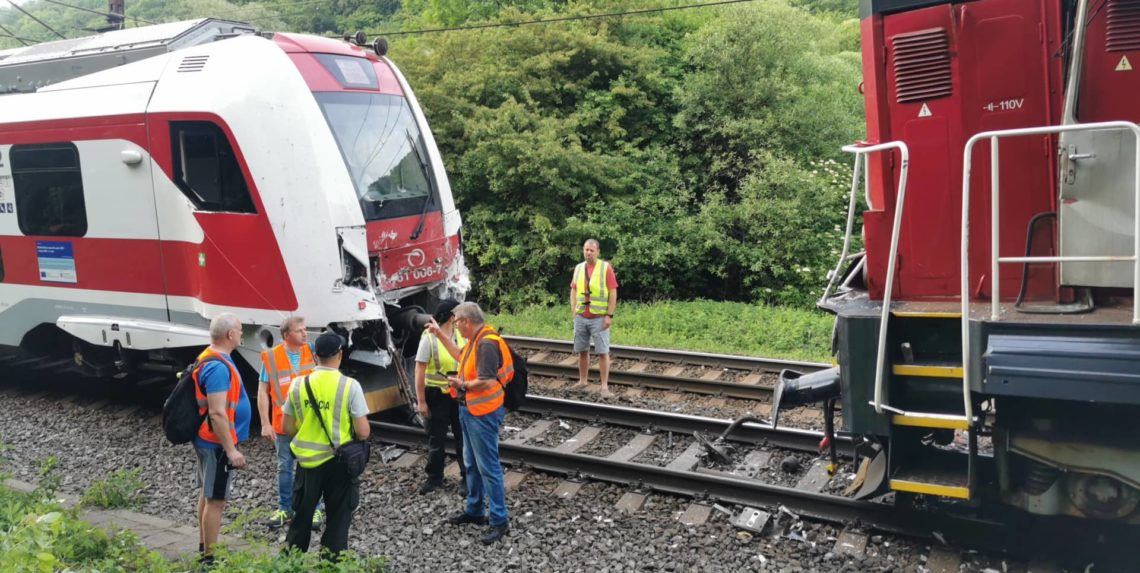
xmin=503 ymin=335 xmax=828 ymax=373
xmin=370 ymin=421 xmax=1024 ymax=552
xmin=526 ymin=360 xmax=776 ymax=400
xmin=520 ymin=395 xmax=847 ymax=453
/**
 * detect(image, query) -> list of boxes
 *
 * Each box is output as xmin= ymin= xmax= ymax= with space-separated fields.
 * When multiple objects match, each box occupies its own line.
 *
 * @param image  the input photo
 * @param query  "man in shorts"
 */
xmin=569 ymin=239 xmax=618 ymax=396
xmin=192 ymin=313 xmax=251 ymax=564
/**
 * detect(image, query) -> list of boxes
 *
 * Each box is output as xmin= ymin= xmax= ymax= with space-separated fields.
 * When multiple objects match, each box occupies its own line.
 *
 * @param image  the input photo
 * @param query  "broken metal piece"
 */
xmin=380 ymin=445 xmax=406 ymax=464
xmin=694 ymin=430 xmax=734 ymax=465
xmin=731 ymin=507 xmax=771 ymax=534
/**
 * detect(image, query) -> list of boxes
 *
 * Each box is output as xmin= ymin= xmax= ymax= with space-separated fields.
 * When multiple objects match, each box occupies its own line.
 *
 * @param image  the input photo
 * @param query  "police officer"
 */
xmin=282 ymin=331 xmax=370 ymax=554
xmin=414 ymin=299 xmax=468 ymax=495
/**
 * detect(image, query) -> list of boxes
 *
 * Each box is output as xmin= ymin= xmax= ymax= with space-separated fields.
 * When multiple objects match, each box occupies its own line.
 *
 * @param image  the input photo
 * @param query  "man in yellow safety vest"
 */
xmin=282 ymin=331 xmax=371 ymax=555
xmin=569 ymin=238 xmax=618 ymax=396
xmin=414 ymin=299 xmax=468 ymax=495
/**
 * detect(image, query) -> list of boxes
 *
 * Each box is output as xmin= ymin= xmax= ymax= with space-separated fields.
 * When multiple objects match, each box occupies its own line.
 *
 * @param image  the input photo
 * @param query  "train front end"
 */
xmin=271 ymin=34 xmax=468 ymax=415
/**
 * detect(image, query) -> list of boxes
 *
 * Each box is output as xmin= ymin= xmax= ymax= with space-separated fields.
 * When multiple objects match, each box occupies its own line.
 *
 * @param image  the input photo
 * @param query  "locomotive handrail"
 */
xmin=960 ymin=120 xmax=1140 ymax=423
xmin=837 ymin=141 xmax=910 ymax=415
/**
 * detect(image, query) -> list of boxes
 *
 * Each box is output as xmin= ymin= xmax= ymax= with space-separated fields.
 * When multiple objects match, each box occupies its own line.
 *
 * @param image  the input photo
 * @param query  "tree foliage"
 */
xmin=0 ymin=0 xmax=863 ymax=308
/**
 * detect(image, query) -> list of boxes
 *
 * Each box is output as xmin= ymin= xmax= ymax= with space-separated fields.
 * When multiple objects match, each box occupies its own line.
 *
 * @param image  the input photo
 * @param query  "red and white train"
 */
xmin=0 ymin=19 xmax=468 ymax=413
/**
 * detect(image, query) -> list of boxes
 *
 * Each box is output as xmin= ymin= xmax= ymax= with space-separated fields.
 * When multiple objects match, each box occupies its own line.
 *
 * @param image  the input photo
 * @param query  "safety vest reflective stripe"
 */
xmin=465 ymin=386 xmax=504 ymax=406
xmin=292 ymin=439 xmax=334 ymax=452
xmin=574 ymin=261 xmax=610 ymax=315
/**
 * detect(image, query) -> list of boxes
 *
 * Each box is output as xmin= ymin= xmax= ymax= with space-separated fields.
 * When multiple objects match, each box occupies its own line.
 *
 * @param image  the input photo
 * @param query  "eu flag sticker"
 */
xmin=36 ymin=241 xmax=78 ymax=284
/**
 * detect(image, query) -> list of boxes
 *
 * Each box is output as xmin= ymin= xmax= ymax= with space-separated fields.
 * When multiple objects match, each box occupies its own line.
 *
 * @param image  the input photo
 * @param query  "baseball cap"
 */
xmin=314 ymin=331 xmax=347 ymax=358
xmin=433 ymin=299 xmax=461 ymax=324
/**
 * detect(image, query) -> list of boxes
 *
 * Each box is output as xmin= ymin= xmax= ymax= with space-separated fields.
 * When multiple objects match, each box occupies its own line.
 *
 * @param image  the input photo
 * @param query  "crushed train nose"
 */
xmin=771 ymin=366 xmax=841 ymax=428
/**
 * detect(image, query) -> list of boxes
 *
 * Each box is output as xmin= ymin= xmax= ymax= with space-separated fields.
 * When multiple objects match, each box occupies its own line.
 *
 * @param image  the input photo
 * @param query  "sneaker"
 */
xmin=447 ymin=512 xmax=488 ymax=526
xmin=264 ymin=509 xmax=291 ymax=529
xmin=311 ymin=509 xmax=324 ymax=531
xmin=418 ymin=480 xmax=442 ymax=495
xmin=458 ymin=482 xmax=468 ymax=498
xmin=481 ymin=523 xmax=510 ymax=545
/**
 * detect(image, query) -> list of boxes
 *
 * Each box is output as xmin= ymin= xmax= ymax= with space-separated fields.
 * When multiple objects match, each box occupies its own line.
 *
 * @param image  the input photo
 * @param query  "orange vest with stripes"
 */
xmin=458 ymin=325 xmax=514 ymax=416
xmin=260 ymin=343 xmax=316 ymax=435
xmin=193 ymin=348 xmax=243 ymax=446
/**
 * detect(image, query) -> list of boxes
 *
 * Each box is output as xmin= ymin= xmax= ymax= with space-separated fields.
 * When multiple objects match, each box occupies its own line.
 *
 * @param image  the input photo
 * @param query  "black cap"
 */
xmin=314 ymin=331 xmax=347 ymax=358
xmin=433 ymin=299 xmax=461 ymax=324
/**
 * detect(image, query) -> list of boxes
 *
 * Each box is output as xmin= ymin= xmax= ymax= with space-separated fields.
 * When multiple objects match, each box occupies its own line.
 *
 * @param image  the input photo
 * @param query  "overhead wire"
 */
xmin=5 ymin=0 xmax=67 ymax=39
xmin=38 ymin=0 xmax=156 ymax=26
xmin=0 ymin=22 xmax=32 ymax=45
xmin=360 ymin=0 xmax=759 ymax=37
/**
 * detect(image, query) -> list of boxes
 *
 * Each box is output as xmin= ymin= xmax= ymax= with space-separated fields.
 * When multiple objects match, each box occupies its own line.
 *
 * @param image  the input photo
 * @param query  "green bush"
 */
xmin=81 ymin=469 xmax=146 ymax=509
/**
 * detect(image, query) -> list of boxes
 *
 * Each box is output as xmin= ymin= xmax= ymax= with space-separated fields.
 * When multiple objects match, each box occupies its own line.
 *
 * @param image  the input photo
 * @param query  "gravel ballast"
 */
xmin=0 ymin=381 xmax=1022 ymax=572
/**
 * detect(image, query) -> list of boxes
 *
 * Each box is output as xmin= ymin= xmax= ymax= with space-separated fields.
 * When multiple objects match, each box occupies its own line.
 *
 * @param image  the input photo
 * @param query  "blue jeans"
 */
xmin=275 ymin=434 xmax=323 ymax=514
xmin=460 ymin=405 xmax=508 ymax=527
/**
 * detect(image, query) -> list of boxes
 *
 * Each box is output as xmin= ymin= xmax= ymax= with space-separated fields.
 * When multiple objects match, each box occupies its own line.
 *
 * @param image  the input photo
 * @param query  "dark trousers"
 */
xmin=425 ymin=387 xmax=466 ymax=484
xmin=285 ymin=460 xmax=359 ymax=554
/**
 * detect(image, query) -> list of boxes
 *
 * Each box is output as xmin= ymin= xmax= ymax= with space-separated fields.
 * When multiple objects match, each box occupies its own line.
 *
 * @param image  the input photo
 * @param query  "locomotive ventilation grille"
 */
xmin=1107 ymin=0 xmax=1140 ymax=52
xmin=177 ymin=55 xmax=209 ymax=73
xmin=890 ymin=28 xmax=952 ymax=104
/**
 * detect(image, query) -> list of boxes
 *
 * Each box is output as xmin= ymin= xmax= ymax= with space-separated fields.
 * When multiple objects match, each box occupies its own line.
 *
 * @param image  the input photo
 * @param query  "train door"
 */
xmin=957 ymin=0 xmax=1059 ymax=300
xmin=144 ymin=112 xmax=297 ymax=323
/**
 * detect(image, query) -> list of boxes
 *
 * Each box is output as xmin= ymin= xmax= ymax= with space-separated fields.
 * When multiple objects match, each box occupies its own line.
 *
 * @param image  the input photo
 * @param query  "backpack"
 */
xmin=500 ymin=343 xmax=528 ymax=412
xmin=162 ymin=356 xmax=221 ymax=445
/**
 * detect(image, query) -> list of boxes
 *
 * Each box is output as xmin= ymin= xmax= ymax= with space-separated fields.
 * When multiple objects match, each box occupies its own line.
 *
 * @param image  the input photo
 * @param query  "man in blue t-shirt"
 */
xmin=194 ymin=313 xmax=251 ymax=564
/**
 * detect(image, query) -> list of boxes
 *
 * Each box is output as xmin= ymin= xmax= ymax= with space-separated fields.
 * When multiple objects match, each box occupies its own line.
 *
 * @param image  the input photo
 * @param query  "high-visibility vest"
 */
xmin=425 ymin=330 xmax=467 ymax=390
xmin=288 ymin=369 xmax=358 ymax=469
xmin=574 ymin=260 xmax=610 ymax=315
xmin=193 ymin=348 xmax=242 ymax=446
xmin=260 ymin=343 xmax=316 ymax=435
xmin=457 ymin=325 xmax=514 ymax=416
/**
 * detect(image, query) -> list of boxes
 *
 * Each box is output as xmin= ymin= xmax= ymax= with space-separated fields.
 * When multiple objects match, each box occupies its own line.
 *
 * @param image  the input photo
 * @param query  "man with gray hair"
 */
xmin=426 ymin=301 xmax=513 ymax=544
xmin=192 ymin=313 xmax=251 ymax=565
xmin=570 ymin=239 xmax=618 ymax=396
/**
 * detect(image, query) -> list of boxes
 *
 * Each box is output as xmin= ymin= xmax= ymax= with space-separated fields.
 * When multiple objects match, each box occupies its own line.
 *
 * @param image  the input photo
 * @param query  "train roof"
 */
xmin=0 ymin=18 xmax=256 ymax=93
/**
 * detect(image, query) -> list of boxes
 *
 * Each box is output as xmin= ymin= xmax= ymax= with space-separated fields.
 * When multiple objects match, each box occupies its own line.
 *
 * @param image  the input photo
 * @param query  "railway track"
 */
xmin=374 ymin=399 xmax=1135 ymax=562
xmin=507 ymin=336 xmax=828 ymax=401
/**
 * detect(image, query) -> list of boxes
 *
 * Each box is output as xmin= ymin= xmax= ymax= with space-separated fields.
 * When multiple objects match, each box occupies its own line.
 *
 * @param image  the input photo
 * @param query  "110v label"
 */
xmin=982 ymin=98 xmax=1025 ymax=112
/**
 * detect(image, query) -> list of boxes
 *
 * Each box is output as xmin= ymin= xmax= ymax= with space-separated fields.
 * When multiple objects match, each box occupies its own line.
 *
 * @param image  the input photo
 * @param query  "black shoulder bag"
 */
xmin=302 ymin=375 xmax=371 ymax=477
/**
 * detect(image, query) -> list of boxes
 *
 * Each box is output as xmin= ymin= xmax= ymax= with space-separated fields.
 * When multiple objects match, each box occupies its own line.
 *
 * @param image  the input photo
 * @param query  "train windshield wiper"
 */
xmin=407 ymin=131 xmax=435 ymax=242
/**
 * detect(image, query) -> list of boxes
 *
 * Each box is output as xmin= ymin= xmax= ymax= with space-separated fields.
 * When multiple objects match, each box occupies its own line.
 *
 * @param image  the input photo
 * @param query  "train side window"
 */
xmin=11 ymin=143 xmax=88 ymax=237
xmin=170 ymin=121 xmax=256 ymax=214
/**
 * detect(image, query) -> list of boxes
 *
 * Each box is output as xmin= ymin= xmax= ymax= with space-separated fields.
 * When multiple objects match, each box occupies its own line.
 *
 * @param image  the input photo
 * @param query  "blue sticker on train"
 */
xmin=36 ymin=241 xmax=78 ymax=284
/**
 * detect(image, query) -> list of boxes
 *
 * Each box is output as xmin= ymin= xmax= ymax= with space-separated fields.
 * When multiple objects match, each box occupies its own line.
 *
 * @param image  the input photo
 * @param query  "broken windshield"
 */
xmin=315 ymin=92 xmax=438 ymax=221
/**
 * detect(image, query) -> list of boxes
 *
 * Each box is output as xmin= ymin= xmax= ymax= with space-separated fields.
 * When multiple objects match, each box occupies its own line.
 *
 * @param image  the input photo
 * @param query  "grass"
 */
xmin=81 ymin=469 xmax=145 ymax=509
xmin=0 ymin=448 xmax=387 ymax=572
xmin=489 ymin=300 xmax=834 ymax=362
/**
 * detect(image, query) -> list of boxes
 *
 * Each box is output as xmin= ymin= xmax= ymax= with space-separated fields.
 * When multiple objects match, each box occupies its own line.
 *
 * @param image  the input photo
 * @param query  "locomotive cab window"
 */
xmin=170 ymin=121 xmax=256 ymax=213
xmin=11 ymin=143 xmax=88 ymax=237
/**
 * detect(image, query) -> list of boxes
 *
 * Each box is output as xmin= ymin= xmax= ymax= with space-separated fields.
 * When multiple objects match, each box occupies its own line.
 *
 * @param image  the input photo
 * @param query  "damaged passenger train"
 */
xmin=0 ymin=19 xmax=467 ymax=413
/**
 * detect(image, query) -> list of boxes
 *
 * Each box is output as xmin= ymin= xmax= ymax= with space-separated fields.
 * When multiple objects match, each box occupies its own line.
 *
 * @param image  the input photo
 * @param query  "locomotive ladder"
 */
xmin=837 ymin=141 xmax=978 ymax=499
